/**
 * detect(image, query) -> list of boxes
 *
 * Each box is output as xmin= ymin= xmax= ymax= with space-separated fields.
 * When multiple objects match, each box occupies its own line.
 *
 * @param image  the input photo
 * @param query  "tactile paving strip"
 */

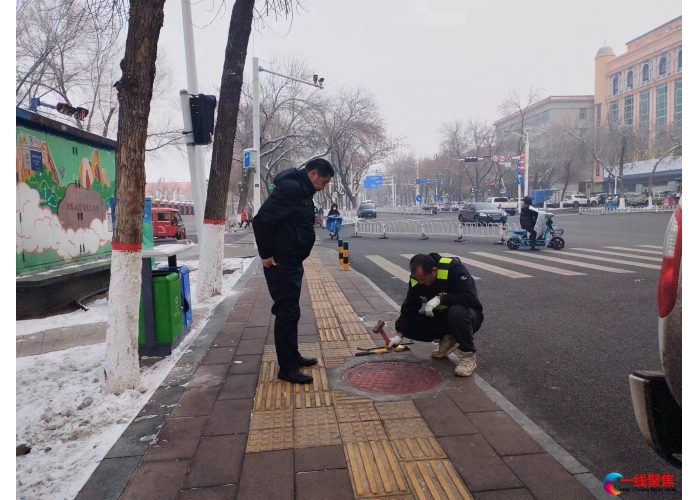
xmin=294 ymin=406 xmax=338 ymax=427
xmin=293 ymin=367 xmax=329 ymax=393
xmin=294 ymin=391 xmax=334 ymax=409
xmin=316 ymin=317 xmax=340 ymax=329
xmin=322 ymin=346 xmax=352 ymax=368
xmin=339 ymin=420 xmax=388 ymax=443
xmin=298 ymin=342 xmax=324 ymax=365
xmin=345 ymin=440 xmax=410 ymax=498
xmin=258 ymin=360 xmax=280 ymax=383
xmin=337 ymin=312 xmax=361 ymax=324
xmin=375 ymin=401 xmax=422 ymax=420
xmin=391 ymin=437 xmax=447 ymax=462
xmin=254 ymin=382 xmax=293 ymax=411
xmin=384 ymin=418 xmax=434 ymax=440
xmin=294 ymin=413 xmax=342 ymax=448
xmin=249 ymin=408 xmax=293 ymax=430
xmin=345 ymin=333 xmax=376 ymax=342
xmin=314 ymin=308 xmax=337 ymax=319
xmin=246 ymin=427 xmax=294 ymax=453
xmin=342 ymin=322 xmax=369 ymax=336
xmin=333 ymin=304 xmax=356 ymax=314
xmin=402 ymin=460 xmax=473 ymax=499
xmin=318 ymin=328 xmax=345 ymax=342
xmin=335 ymin=402 xmax=380 ymax=423
xmin=262 ymin=345 xmax=277 ymax=362
xmin=333 ymin=391 xmax=374 ymax=405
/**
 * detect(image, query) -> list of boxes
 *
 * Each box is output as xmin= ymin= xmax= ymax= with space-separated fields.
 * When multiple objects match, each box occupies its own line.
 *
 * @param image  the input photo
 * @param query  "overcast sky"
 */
xmin=148 ymin=0 xmax=682 ymax=181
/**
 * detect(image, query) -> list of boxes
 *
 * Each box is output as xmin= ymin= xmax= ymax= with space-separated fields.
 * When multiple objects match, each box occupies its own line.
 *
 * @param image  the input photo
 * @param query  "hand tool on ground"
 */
xmin=370 ymin=320 xmax=413 ymax=353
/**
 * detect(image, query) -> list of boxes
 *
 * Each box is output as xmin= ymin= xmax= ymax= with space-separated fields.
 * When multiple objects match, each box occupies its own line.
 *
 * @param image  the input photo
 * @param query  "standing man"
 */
xmin=519 ymin=195 xmax=540 ymax=251
xmin=388 ymin=253 xmax=483 ymax=377
xmin=253 ymin=159 xmax=335 ymax=384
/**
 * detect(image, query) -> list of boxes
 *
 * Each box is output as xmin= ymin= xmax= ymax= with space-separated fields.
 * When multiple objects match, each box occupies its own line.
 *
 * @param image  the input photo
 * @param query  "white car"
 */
xmin=629 ymin=197 xmax=681 ymax=466
xmin=562 ymin=194 xmax=595 ymax=208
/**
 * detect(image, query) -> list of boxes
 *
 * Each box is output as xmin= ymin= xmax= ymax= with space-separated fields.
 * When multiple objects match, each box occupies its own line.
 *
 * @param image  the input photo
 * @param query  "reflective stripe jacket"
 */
xmin=399 ymin=253 xmax=483 ymax=321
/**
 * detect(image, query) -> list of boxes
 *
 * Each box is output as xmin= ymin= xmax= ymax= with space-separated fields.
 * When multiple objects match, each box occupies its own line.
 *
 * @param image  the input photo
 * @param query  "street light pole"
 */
xmin=524 ymin=129 xmax=530 ymax=199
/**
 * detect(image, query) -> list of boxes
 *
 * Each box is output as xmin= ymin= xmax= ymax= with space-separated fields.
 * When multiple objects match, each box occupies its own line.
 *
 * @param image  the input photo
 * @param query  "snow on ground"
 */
xmin=16 ymin=299 xmax=109 ymax=338
xmin=16 ymin=257 xmax=254 ymax=500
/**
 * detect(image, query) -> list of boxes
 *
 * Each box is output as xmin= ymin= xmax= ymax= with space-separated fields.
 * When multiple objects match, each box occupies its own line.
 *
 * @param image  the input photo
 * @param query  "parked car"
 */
xmin=438 ymin=203 xmax=451 ymax=212
xmin=357 ymin=204 xmax=377 ymax=218
xmin=629 ymin=197 xmax=681 ymax=467
xmin=450 ymin=202 xmax=461 ymax=211
xmin=420 ymin=205 xmax=438 ymax=215
xmin=361 ymin=200 xmax=375 ymax=206
xmin=562 ymin=193 xmax=593 ymax=208
xmin=623 ymin=192 xmax=648 ymax=207
xmin=152 ymin=208 xmax=187 ymax=240
xmin=486 ymin=197 xmax=518 ymax=216
xmin=458 ymin=202 xmax=507 ymax=224
xmin=591 ymin=193 xmax=610 ymax=206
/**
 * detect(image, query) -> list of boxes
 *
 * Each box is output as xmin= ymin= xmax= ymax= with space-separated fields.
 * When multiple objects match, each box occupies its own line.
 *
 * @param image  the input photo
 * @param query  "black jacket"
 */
xmin=253 ymin=168 xmax=316 ymax=265
xmin=519 ymin=204 xmax=538 ymax=230
xmin=399 ymin=253 xmax=483 ymax=322
xmin=327 ymin=209 xmax=340 ymax=216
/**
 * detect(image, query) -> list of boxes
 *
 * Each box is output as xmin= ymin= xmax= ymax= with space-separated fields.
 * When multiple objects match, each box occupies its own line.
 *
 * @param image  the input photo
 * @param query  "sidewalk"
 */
xmin=76 ymin=248 xmax=600 ymax=500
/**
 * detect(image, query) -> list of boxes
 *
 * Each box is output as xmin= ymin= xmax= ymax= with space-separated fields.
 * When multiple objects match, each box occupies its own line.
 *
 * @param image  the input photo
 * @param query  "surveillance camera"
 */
xmin=313 ymin=74 xmax=318 ymax=84
xmin=319 ymin=77 xmax=324 ymax=84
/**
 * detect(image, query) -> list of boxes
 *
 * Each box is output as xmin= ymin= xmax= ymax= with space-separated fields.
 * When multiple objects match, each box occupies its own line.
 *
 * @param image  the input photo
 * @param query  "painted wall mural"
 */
xmin=16 ymin=129 xmax=116 ymax=272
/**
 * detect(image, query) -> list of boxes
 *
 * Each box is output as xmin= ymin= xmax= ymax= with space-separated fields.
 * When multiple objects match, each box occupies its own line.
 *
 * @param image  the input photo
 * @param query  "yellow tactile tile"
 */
xmin=294 ymin=408 xmax=342 ymax=448
xmin=402 ymin=460 xmax=473 ymax=500
xmin=342 ymin=322 xmax=369 ymax=336
xmin=384 ymin=418 xmax=434 ymax=440
xmin=245 ymin=427 xmax=294 ymax=453
xmin=262 ymin=345 xmax=277 ymax=362
xmin=375 ymin=401 xmax=423 ymax=421
xmin=316 ymin=317 xmax=341 ymax=329
xmin=313 ymin=308 xmax=337 ymax=319
xmin=293 ymin=366 xmax=329 ymax=392
xmin=333 ymin=304 xmax=356 ymax=314
xmin=318 ymin=328 xmax=346 ymax=342
xmin=249 ymin=409 xmax=293 ymax=431
xmin=298 ymin=342 xmax=324 ymax=365
xmin=391 ymin=437 xmax=447 ymax=462
xmin=345 ymin=333 xmax=375 ymax=342
xmin=337 ymin=312 xmax=361 ymax=324
xmin=335 ymin=402 xmax=380 ymax=423
xmin=339 ymin=420 xmax=388 ymax=443
xmin=294 ymin=391 xmax=334 ymax=409
xmin=321 ymin=344 xmax=352 ymax=368
xmin=333 ymin=391 xmax=374 ymax=405
xmin=347 ymin=339 xmax=380 ymax=352
xmin=294 ymin=406 xmax=337 ymax=427
xmin=345 ymin=440 xmax=410 ymax=498
xmin=254 ymin=382 xmax=293 ymax=411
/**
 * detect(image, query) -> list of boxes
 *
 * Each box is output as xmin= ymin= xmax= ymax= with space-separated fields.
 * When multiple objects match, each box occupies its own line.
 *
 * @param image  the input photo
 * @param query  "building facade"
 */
xmin=593 ymin=16 xmax=682 ymax=187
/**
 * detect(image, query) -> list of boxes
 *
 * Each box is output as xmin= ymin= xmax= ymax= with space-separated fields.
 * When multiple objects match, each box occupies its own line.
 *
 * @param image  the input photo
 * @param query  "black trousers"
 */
xmin=263 ymin=263 xmax=304 ymax=373
xmin=395 ymin=305 xmax=482 ymax=353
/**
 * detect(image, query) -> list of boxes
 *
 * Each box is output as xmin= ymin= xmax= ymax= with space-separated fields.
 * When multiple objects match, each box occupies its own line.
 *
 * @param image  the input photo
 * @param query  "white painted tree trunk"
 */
xmin=105 ymin=250 xmax=142 ymax=395
xmin=198 ymin=223 xmax=224 ymax=300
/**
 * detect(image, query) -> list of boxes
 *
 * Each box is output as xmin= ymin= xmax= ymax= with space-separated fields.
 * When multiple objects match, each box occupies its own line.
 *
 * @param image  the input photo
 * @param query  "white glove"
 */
xmin=387 ymin=335 xmax=403 ymax=348
xmin=425 ymin=296 xmax=441 ymax=317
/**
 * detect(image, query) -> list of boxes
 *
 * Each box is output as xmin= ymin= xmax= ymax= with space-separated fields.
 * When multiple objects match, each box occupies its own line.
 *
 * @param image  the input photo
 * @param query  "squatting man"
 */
xmin=388 ymin=253 xmax=483 ymax=377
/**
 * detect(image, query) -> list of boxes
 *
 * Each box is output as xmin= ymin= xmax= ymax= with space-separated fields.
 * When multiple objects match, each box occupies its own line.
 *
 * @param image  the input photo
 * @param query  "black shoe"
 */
xmin=278 ymin=369 xmax=313 ymax=384
xmin=298 ymin=356 xmax=318 ymax=367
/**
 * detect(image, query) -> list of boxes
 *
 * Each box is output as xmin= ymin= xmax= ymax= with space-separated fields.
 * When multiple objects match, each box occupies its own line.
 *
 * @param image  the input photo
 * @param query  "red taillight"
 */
xmin=658 ymin=202 xmax=681 ymax=318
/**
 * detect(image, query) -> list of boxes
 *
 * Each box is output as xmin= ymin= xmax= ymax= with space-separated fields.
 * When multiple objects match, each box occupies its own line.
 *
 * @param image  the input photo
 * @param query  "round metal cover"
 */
xmin=343 ymin=362 xmax=442 ymax=394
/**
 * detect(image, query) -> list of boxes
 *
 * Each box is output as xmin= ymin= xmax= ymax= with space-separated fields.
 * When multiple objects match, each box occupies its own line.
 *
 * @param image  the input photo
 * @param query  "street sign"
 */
xmin=363 ymin=175 xmax=383 ymax=189
xmin=492 ymin=155 xmax=498 ymax=161
xmin=416 ymin=194 xmax=422 ymax=202
xmin=517 ymin=177 xmax=524 ymax=185
xmin=416 ymin=178 xmax=428 ymax=185
xmin=434 ymin=195 xmax=440 ymax=201
xmin=500 ymin=188 xmax=507 ymax=194
xmin=243 ymin=148 xmax=257 ymax=168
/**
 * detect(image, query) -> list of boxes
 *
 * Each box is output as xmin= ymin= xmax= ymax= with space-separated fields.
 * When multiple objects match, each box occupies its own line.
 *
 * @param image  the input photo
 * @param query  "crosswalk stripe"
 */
xmin=606 ymin=246 xmax=663 ymax=255
xmin=512 ymin=252 xmax=636 ymax=273
xmin=571 ymin=248 xmax=662 ymax=262
xmin=366 ymin=255 xmax=411 ymax=283
xmin=439 ymin=253 xmax=532 ymax=279
xmin=637 ymin=245 xmax=663 ymax=249
xmin=542 ymin=250 xmax=660 ymax=270
xmin=399 ymin=254 xmax=481 ymax=279
xmin=469 ymin=252 xmax=585 ymax=276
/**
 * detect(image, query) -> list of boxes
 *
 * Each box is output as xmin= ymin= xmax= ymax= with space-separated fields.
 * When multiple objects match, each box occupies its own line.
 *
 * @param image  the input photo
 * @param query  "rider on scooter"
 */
xmin=519 ymin=196 xmax=540 ymax=251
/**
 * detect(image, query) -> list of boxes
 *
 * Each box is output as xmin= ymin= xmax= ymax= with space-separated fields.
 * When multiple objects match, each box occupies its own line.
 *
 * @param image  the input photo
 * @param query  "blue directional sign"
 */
xmin=434 ymin=195 xmax=440 ymax=201
xmin=363 ymin=175 xmax=383 ymax=189
xmin=244 ymin=150 xmax=250 ymax=167
xmin=416 ymin=194 xmax=422 ymax=202
xmin=517 ymin=177 xmax=524 ymax=185
xmin=416 ymin=178 xmax=428 ymax=185
xmin=500 ymin=188 xmax=507 ymax=194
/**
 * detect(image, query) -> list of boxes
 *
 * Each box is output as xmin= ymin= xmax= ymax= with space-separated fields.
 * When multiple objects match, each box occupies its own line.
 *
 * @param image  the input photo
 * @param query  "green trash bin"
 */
xmin=139 ymin=272 xmax=184 ymax=345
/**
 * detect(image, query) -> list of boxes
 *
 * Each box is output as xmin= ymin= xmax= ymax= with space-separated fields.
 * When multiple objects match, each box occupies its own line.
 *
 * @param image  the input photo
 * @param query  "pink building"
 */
xmin=593 ymin=16 xmax=682 ymax=184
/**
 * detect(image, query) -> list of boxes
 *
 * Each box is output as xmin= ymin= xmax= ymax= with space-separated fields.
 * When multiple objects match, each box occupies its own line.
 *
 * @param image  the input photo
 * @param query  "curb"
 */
xmin=352 ymin=258 xmax=608 ymax=500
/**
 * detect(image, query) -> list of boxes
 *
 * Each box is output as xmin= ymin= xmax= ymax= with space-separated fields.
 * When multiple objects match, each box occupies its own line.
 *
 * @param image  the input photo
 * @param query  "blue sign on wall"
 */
xmin=30 ymin=150 xmax=43 ymax=171
xmin=363 ymin=175 xmax=383 ymax=189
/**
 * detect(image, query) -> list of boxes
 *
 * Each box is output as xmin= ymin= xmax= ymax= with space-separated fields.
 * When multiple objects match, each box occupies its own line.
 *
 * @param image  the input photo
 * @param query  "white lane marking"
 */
xmin=366 ymin=255 xmax=410 ymax=283
xmin=606 ymin=246 xmax=663 ymax=255
xmin=399 ymin=254 xmax=481 ymax=279
xmin=542 ymin=250 xmax=660 ymax=270
xmin=636 ymin=245 xmax=663 ymax=249
xmin=512 ymin=252 xmax=636 ymax=273
xmin=470 ymin=252 xmax=585 ymax=276
xmin=571 ymin=248 xmax=662 ymax=262
xmin=439 ymin=253 xmax=532 ymax=279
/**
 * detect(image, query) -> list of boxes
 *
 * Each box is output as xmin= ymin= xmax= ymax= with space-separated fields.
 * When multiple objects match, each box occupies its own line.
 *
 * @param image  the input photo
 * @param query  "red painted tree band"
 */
xmin=111 ymin=242 xmax=142 ymax=251
xmin=203 ymin=219 xmax=226 ymax=225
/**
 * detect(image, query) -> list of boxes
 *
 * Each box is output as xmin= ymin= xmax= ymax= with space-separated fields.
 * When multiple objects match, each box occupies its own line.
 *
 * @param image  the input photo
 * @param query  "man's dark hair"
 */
xmin=523 ymin=195 xmax=533 ymax=205
xmin=409 ymin=254 xmax=437 ymax=274
xmin=305 ymin=158 xmax=335 ymax=178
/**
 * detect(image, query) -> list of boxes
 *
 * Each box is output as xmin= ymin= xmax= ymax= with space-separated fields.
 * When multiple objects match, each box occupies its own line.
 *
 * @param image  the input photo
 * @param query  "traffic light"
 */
xmin=463 ymin=157 xmax=479 ymax=162
xmin=56 ymin=103 xmax=89 ymax=121
xmin=190 ymin=94 xmax=217 ymax=145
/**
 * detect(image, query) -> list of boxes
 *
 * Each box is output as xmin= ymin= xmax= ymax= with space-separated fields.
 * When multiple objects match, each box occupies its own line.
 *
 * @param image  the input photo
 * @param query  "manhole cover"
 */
xmin=344 ymin=362 xmax=442 ymax=394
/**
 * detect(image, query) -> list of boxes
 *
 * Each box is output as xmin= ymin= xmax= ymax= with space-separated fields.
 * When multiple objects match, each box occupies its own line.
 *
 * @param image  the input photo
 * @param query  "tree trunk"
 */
xmin=647 ymin=145 xmax=680 ymax=206
xmin=105 ymin=0 xmax=166 ymax=395
xmin=199 ymin=0 xmax=256 ymax=300
xmin=617 ymin=135 xmax=627 ymax=207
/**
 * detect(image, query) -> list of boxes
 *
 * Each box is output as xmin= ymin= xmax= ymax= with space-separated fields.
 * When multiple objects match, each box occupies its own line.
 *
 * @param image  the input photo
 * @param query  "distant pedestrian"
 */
xmin=253 ymin=159 xmax=335 ymax=384
xmin=519 ymin=196 xmax=540 ymax=251
xmin=239 ymin=207 xmax=251 ymax=229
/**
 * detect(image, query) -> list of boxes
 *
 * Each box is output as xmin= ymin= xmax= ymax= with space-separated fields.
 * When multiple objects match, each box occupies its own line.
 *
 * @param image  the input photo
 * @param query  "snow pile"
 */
xmin=16 ymin=257 xmax=254 ymax=499
xmin=17 ymin=299 xmax=109 ymax=338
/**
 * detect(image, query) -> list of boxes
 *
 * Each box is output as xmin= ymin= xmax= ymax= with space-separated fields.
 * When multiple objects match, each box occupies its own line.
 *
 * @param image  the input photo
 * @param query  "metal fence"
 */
xmin=375 ymin=206 xmax=426 ymax=215
xmin=578 ymin=205 xmax=676 ymax=215
xmin=351 ymin=220 xmax=516 ymax=243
